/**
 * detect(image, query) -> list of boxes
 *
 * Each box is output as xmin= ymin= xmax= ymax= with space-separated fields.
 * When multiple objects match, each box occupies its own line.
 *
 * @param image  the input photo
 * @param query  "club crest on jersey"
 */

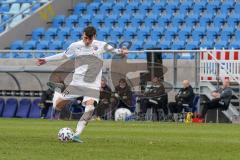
xmin=93 ymin=46 xmax=98 ymax=51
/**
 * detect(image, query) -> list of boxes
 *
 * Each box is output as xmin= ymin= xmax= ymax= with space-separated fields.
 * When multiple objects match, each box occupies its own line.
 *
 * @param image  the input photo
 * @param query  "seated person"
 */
xmin=168 ymin=80 xmax=195 ymax=121
xmin=40 ymin=87 xmax=54 ymax=118
xmin=200 ymin=79 xmax=233 ymax=119
xmin=112 ymin=78 xmax=132 ymax=110
xmin=139 ymin=77 xmax=168 ymax=120
xmin=95 ymin=79 xmax=113 ymax=120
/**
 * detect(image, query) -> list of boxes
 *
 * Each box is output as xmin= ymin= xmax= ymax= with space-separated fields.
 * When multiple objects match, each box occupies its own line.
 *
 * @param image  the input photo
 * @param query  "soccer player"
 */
xmin=36 ymin=26 xmax=128 ymax=143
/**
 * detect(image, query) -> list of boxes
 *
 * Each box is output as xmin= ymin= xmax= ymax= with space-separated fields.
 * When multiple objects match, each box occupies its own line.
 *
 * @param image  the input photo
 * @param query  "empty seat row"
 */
xmin=0 ymin=98 xmax=52 ymax=118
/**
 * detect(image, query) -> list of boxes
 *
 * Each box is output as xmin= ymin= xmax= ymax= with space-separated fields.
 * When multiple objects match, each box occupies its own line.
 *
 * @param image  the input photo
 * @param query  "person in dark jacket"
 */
xmin=95 ymin=79 xmax=112 ymax=119
xmin=168 ymin=80 xmax=195 ymax=120
xmin=140 ymin=77 xmax=168 ymax=120
xmin=201 ymin=79 xmax=233 ymax=118
xmin=40 ymin=88 xmax=54 ymax=118
xmin=113 ymin=78 xmax=132 ymax=110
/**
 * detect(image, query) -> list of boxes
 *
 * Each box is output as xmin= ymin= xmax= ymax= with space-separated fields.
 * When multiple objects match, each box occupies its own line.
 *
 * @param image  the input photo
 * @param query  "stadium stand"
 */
xmin=15 ymin=98 xmax=31 ymax=118
xmin=2 ymin=98 xmax=18 ymax=118
xmin=0 ymin=0 xmax=50 ymax=33
xmin=28 ymin=99 xmax=42 ymax=118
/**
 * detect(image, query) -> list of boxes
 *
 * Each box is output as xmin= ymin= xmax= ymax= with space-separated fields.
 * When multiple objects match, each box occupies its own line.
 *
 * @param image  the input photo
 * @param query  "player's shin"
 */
xmin=75 ymin=105 xmax=95 ymax=136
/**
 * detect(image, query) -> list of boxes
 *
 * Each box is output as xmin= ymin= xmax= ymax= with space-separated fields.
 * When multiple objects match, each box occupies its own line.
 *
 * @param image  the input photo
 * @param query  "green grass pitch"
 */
xmin=0 ymin=118 xmax=240 ymax=160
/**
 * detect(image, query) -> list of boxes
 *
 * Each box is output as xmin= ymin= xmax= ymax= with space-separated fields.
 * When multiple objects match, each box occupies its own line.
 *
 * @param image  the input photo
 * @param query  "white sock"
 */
xmin=52 ymin=91 xmax=61 ymax=109
xmin=75 ymin=105 xmax=95 ymax=136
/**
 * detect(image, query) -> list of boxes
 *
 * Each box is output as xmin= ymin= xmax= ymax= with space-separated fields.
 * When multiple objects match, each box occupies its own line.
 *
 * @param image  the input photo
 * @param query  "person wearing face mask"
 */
xmin=200 ymin=79 xmax=232 ymax=119
xmin=168 ymin=80 xmax=195 ymax=121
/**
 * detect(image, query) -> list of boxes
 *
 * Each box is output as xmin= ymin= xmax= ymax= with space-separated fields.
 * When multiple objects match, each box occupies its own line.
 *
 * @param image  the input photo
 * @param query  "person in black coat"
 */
xmin=200 ymin=79 xmax=233 ymax=118
xmin=40 ymin=88 xmax=54 ymax=118
xmin=168 ymin=80 xmax=195 ymax=120
xmin=95 ymin=79 xmax=113 ymax=119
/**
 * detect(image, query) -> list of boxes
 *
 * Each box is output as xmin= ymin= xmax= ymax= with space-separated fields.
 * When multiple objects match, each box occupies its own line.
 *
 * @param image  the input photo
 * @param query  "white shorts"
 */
xmin=52 ymin=82 xmax=100 ymax=108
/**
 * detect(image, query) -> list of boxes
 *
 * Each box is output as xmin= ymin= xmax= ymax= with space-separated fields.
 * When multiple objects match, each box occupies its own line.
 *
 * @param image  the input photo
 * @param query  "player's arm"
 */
xmin=104 ymin=43 xmax=128 ymax=56
xmin=36 ymin=43 xmax=76 ymax=66
xmin=36 ymin=52 xmax=67 ymax=66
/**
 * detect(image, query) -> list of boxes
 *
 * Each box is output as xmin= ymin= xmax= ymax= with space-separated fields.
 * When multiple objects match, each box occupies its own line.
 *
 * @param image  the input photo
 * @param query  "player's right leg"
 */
xmin=52 ymin=91 xmax=71 ymax=111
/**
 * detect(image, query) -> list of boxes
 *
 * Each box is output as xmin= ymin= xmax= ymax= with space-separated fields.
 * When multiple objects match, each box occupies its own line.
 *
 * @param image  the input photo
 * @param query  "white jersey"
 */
xmin=64 ymin=40 xmax=119 ymax=90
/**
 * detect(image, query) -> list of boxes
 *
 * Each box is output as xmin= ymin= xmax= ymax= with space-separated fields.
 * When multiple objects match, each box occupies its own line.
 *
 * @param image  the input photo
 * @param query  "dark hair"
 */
xmin=83 ymin=26 xmax=96 ymax=39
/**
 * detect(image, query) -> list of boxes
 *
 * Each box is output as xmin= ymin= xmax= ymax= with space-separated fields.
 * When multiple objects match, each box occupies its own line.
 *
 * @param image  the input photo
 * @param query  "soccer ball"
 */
xmin=115 ymin=108 xmax=132 ymax=121
xmin=57 ymin=127 xmax=74 ymax=142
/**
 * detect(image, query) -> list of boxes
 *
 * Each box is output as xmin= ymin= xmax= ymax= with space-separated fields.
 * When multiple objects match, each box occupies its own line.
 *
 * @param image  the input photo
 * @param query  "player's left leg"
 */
xmin=73 ymin=98 xmax=97 ymax=143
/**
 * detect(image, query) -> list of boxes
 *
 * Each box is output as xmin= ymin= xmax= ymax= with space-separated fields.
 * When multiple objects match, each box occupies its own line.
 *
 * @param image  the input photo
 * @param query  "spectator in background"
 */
xmin=200 ymin=79 xmax=232 ymax=119
xmin=95 ymin=79 xmax=113 ymax=120
xmin=139 ymin=77 xmax=168 ymax=121
xmin=40 ymin=88 xmax=54 ymax=118
xmin=112 ymin=78 xmax=132 ymax=110
xmin=168 ymin=80 xmax=195 ymax=121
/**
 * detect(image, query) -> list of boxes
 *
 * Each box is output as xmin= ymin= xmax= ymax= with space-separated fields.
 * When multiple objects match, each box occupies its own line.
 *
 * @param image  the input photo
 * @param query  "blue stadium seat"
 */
xmin=139 ymin=2 xmax=153 ymax=15
xmin=125 ymin=2 xmax=139 ymax=15
xmin=91 ymin=15 xmax=104 ymax=28
xmin=199 ymin=17 xmax=211 ymax=27
xmin=49 ymin=40 xmax=62 ymax=50
xmin=0 ymin=98 xmax=4 ymax=116
xmin=179 ymin=3 xmax=191 ymax=15
xmin=127 ymin=53 xmax=137 ymax=59
xmin=44 ymin=27 xmax=58 ymax=40
xmin=229 ymin=41 xmax=240 ymax=49
xmin=70 ymin=27 xmax=83 ymax=41
xmin=13 ymin=52 xmax=33 ymax=59
xmin=28 ymin=99 xmax=41 ymax=118
xmin=152 ymin=3 xmax=165 ymax=15
xmin=136 ymin=53 xmax=147 ymax=59
xmin=144 ymin=40 xmax=157 ymax=49
xmin=227 ymin=17 xmax=238 ymax=27
xmin=36 ymin=40 xmax=49 ymax=50
xmin=32 ymin=27 xmax=44 ymax=40
xmin=73 ymin=2 xmax=87 ymax=15
xmin=86 ymin=2 xmax=99 ymax=15
xmin=99 ymin=2 xmax=113 ymax=15
xmin=185 ymin=41 xmax=199 ymax=50
xmin=193 ymin=3 xmax=205 ymax=15
xmin=112 ymin=3 xmax=126 ymax=15
xmin=214 ymin=41 xmax=228 ymax=49
xmin=2 ymin=98 xmax=18 ymax=118
xmin=0 ymin=4 xmax=10 ymax=13
xmin=62 ymin=40 xmax=74 ymax=50
xmin=31 ymin=2 xmax=41 ymax=12
xmin=178 ymin=30 xmax=190 ymax=41
xmin=78 ymin=15 xmax=91 ymax=28
xmin=10 ymin=40 xmax=24 ymax=50
xmin=16 ymin=98 xmax=31 ymax=118
xmin=111 ymin=28 xmax=124 ymax=40
xmin=144 ymin=14 xmax=158 ymax=28
xmin=200 ymin=40 xmax=214 ymax=49
xmin=65 ymin=15 xmax=78 ymax=28
xmin=171 ymin=40 xmax=185 ymax=50
xmin=213 ymin=17 xmax=225 ymax=27
xmin=171 ymin=17 xmax=184 ymax=27
xmin=23 ymin=40 xmax=37 ymax=50
xmin=185 ymin=16 xmax=198 ymax=27
xmin=104 ymin=14 xmax=118 ymax=27
xmin=159 ymin=40 xmax=171 ymax=49
xmin=57 ymin=27 xmax=71 ymax=40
